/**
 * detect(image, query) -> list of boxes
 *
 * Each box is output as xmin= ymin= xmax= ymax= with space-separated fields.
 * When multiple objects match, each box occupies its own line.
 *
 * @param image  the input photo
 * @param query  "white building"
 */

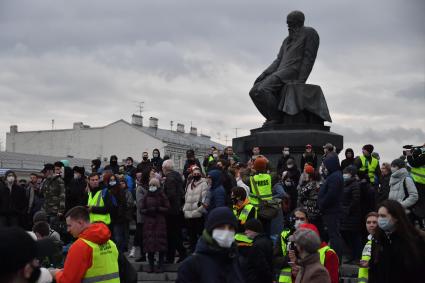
xmin=6 ymin=114 xmax=223 ymax=170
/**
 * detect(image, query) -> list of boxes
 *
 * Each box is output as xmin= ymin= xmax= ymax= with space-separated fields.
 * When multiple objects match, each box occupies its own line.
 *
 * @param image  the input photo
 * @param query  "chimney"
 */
xmin=176 ymin=123 xmax=185 ymax=133
xmin=149 ymin=117 xmax=158 ymax=128
xmin=10 ymin=125 xmax=18 ymax=134
xmin=73 ymin=122 xmax=83 ymax=129
xmin=200 ymin=133 xmax=211 ymax=139
xmin=190 ymin=126 xmax=197 ymax=136
xmin=131 ymin=114 xmax=143 ymax=126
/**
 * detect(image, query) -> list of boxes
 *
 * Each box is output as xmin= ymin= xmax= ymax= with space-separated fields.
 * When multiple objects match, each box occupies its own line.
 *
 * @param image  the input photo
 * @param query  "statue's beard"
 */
xmin=288 ymin=27 xmax=301 ymax=40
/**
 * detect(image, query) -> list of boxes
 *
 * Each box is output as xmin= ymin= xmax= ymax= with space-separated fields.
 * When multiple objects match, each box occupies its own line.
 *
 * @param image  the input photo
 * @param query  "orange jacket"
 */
xmin=55 ymin=223 xmax=112 ymax=283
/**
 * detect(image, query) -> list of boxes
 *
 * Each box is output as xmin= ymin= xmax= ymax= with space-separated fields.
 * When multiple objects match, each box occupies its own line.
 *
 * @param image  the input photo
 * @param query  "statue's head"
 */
xmin=287 ymin=10 xmax=305 ymax=30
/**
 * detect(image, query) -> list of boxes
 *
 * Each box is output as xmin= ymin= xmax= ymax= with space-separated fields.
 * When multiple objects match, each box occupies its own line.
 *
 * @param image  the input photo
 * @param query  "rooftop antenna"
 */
xmin=233 ymin=127 xmax=240 ymax=138
xmin=224 ymin=134 xmax=229 ymax=145
xmin=136 ymin=101 xmax=144 ymax=116
xmin=170 ymin=120 xmax=174 ymax=131
xmin=51 ymin=119 xmax=55 ymax=130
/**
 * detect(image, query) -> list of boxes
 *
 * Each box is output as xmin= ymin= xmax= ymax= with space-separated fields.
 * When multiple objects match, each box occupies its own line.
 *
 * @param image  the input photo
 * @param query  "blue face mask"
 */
xmin=343 ymin=174 xmax=351 ymax=181
xmin=378 ymin=217 xmax=395 ymax=232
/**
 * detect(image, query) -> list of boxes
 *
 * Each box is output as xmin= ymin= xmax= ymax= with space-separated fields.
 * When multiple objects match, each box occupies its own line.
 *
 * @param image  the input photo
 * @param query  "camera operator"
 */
xmin=405 ymin=144 xmax=425 ymax=228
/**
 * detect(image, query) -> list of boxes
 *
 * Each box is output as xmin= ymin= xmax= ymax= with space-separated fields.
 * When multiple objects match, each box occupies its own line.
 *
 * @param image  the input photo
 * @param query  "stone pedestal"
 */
xmin=233 ymin=124 xmax=343 ymax=169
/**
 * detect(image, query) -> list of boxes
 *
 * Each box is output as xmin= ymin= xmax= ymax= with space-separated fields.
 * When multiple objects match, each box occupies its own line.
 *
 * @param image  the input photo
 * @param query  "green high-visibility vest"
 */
xmin=88 ymin=190 xmax=111 ymax=225
xmin=358 ymin=240 xmax=372 ymax=283
xmin=359 ymin=155 xmax=379 ymax=183
xmin=278 ymin=229 xmax=293 ymax=283
xmin=235 ymin=233 xmax=253 ymax=246
xmin=249 ymin=174 xmax=272 ymax=206
xmin=318 ymin=245 xmax=336 ymax=265
xmin=80 ymin=238 xmax=120 ymax=283
xmin=233 ymin=203 xmax=257 ymax=225
xmin=409 ymin=165 xmax=425 ymax=185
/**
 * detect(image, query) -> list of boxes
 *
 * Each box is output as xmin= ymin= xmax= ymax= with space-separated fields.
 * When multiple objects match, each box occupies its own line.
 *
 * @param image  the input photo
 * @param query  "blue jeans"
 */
xmin=322 ymin=213 xmax=343 ymax=261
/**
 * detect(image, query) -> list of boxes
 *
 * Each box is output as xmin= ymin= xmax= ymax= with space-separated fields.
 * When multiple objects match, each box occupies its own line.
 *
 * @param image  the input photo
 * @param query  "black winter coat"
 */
xmin=340 ymin=178 xmax=361 ymax=231
xmin=65 ymin=177 xmax=87 ymax=212
xmin=300 ymin=152 xmax=318 ymax=169
xmin=177 ymin=233 xmax=244 ymax=283
xmin=376 ymin=174 xmax=390 ymax=204
xmin=369 ymin=230 xmax=425 ymax=283
xmin=340 ymin=158 xmax=355 ymax=171
xmin=239 ymin=234 xmax=273 ymax=283
xmin=163 ymin=170 xmax=184 ymax=216
xmin=0 ymin=182 xmax=28 ymax=217
xmin=318 ymin=154 xmax=343 ymax=214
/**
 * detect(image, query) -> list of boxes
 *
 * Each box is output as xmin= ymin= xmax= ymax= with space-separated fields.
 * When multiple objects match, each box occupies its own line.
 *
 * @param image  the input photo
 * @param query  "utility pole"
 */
xmin=233 ymin=128 xmax=240 ymax=138
xmin=170 ymin=120 xmax=174 ymax=131
xmin=224 ymin=134 xmax=229 ymax=145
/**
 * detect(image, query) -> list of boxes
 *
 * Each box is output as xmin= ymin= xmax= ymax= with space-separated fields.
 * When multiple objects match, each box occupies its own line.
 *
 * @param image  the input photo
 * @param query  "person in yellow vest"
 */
xmin=86 ymin=173 xmax=113 ymax=226
xmin=50 ymin=206 xmax=120 ymax=283
xmin=249 ymin=156 xmax=273 ymax=233
xmin=354 ymin=144 xmax=381 ymax=185
xmin=406 ymin=145 xmax=425 ymax=228
xmin=358 ymin=211 xmax=379 ymax=283
xmin=232 ymin=186 xmax=257 ymax=244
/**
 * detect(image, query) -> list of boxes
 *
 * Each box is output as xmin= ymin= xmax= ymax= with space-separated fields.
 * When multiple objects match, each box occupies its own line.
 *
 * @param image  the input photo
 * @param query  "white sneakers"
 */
xmin=129 ymin=246 xmax=136 ymax=258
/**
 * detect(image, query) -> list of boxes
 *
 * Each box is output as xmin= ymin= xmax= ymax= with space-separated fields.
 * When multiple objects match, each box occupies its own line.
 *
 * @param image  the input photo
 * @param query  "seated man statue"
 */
xmin=249 ymin=10 xmax=320 ymax=126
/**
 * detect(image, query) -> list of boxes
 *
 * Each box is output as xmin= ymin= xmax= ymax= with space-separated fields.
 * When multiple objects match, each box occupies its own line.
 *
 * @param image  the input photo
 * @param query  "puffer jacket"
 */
xmin=388 ymin=168 xmax=418 ymax=210
xmin=183 ymin=178 xmax=209 ymax=219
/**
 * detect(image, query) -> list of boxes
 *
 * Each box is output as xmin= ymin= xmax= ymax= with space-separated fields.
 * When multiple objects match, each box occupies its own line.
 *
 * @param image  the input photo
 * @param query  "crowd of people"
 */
xmin=0 ymin=143 xmax=424 ymax=283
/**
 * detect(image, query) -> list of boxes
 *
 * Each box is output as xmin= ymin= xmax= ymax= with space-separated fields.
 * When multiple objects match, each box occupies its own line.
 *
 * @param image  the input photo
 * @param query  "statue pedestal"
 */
xmin=233 ymin=125 xmax=343 ymax=169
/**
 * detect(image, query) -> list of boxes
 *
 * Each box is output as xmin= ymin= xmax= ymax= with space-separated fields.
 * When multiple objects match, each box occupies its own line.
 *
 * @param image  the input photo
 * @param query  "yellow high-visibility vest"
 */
xmin=409 ymin=165 xmax=425 ymax=185
xmin=80 ymin=238 xmax=120 ymax=283
xmin=358 ymin=240 xmax=372 ymax=283
xmin=233 ymin=203 xmax=257 ymax=225
xmin=88 ymin=190 xmax=111 ymax=225
xmin=359 ymin=155 xmax=379 ymax=183
xmin=278 ymin=229 xmax=293 ymax=283
xmin=249 ymin=174 xmax=272 ymax=206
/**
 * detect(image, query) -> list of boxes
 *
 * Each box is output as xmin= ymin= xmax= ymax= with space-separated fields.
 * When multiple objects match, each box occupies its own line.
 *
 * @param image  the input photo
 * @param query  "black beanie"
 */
xmin=362 ymin=144 xmax=374 ymax=154
xmin=205 ymin=207 xmax=237 ymax=233
xmin=245 ymin=218 xmax=264 ymax=233
xmin=73 ymin=166 xmax=85 ymax=175
xmin=391 ymin=159 xmax=405 ymax=169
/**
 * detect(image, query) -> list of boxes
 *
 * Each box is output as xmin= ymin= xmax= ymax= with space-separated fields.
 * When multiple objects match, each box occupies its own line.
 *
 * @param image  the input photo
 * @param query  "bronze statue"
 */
xmin=250 ymin=11 xmax=325 ymax=126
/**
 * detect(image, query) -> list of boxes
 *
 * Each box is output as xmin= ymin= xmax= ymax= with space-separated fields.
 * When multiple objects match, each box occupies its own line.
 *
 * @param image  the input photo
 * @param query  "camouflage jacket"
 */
xmin=41 ymin=175 xmax=65 ymax=215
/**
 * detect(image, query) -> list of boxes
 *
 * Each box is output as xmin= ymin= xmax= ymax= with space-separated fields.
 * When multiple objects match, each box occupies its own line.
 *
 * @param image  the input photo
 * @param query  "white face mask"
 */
xmin=391 ymin=167 xmax=398 ymax=173
xmin=149 ymin=186 xmax=158 ymax=192
xmin=294 ymin=220 xmax=305 ymax=229
xmin=73 ymin=174 xmax=80 ymax=179
xmin=212 ymin=229 xmax=235 ymax=248
xmin=6 ymin=176 xmax=15 ymax=183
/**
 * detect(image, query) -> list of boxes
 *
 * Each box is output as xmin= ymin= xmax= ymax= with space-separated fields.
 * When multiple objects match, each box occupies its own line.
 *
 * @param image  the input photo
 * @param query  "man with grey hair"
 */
xmin=249 ymin=10 xmax=320 ymax=125
xmin=289 ymin=228 xmax=331 ymax=283
xmin=162 ymin=159 xmax=187 ymax=263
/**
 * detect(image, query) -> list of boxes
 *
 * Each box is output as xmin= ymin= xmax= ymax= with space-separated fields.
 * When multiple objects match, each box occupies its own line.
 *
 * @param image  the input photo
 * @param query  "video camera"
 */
xmin=403 ymin=145 xmax=425 ymax=156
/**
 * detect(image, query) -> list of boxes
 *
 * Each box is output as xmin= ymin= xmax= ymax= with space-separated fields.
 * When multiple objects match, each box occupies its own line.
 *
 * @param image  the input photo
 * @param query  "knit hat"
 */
xmin=391 ymin=158 xmax=405 ymax=169
xmin=72 ymin=166 xmax=85 ymax=175
xmin=299 ymin=223 xmax=320 ymax=238
xmin=304 ymin=165 xmax=315 ymax=175
xmin=253 ymin=157 xmax=268 ymax=172
xmin=0 ymin=227 xmax=56 ymax=276
xmin=33 ymin=211 xmax=48 ymax=223
xmin=305 ymin=144 xmax=312 ymax=149
xmin=244 ymin=218 xmax=264 ymax=233
xmin=60 ymin=159 xmax=70 ymax=167
xmin=362 ymin=144 xmax=374 ymax=154
xmin=289 ymin=228 xmax=321 ymax=254
xmin=205 ymin=207 xmax=237 ymax=233
xmin=343 ymin=165 xmax=357 ymax=176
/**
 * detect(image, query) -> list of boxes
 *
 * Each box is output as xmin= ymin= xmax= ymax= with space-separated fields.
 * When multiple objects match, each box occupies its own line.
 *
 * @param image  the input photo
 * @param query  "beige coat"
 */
xmin=295 ymin=252 xmax=331 ymax=283
xmin=183 ymin=178 xmax=209 ymax=219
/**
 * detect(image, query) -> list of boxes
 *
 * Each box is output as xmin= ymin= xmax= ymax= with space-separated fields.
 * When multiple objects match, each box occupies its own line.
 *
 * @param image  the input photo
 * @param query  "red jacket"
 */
xmin=56 ymin=223 xmax=112 ymax=283
xmin=320 ymin=242 xmax=339 ymax=283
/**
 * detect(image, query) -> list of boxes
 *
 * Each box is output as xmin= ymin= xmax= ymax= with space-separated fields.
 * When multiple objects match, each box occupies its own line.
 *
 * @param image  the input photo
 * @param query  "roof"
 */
xmin=130 ymin=123 xmax=223 ymax=149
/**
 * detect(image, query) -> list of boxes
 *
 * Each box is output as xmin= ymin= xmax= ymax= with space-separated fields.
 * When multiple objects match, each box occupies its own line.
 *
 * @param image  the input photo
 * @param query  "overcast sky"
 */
xmin=0 ymin=0 xmax=424 ymax=162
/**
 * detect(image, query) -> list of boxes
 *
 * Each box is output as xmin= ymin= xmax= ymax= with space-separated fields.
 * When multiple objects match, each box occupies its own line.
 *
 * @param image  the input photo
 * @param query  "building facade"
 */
xmin=6 ymin=115 xmax=223 ymax=170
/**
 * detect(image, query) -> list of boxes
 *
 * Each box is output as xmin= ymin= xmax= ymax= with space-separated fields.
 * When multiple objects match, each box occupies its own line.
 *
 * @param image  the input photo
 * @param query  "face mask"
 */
xmin=287 ymin=164 xmax=294 ymax=169
xmin=109 ymin=181 xmax=117 ymax=186
xmin=284 ymin=180 xmax=293 ymax=187
xmin=378 ymin=217 xmax=395 ymax=232
xmin=213 ymin=153 xmax=218 ymax=158
xmin=231 ymin=197 xmax=239 ymax=205
xmin=149 ymin=186 xmax=157 ymax=192
xmin=294 ymin=220 xmax=305 ymax=229
xmin=391 ymin=167 xmax=398 ymax=173
xmin=6 ymin=176 xmax=15 ymax=183
xmin=193 ymin=175 xmax=201 ymax=181
xmin=212 ymin=229 xmax=235 ymax=248
xmin=143 ymin=157 xmax=148 ymax=161
xmin=111 ymin=160 xmax=117 ymax=165
xmin=74 ymin=174 xmax=80 ymax=179
xmin=153 ymin=153 xmax=159 ymax=158
xmin=343 ymin=174 xmax=351 ymax=181
xmin=283 ymin=151 xmax=290 ymax=156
